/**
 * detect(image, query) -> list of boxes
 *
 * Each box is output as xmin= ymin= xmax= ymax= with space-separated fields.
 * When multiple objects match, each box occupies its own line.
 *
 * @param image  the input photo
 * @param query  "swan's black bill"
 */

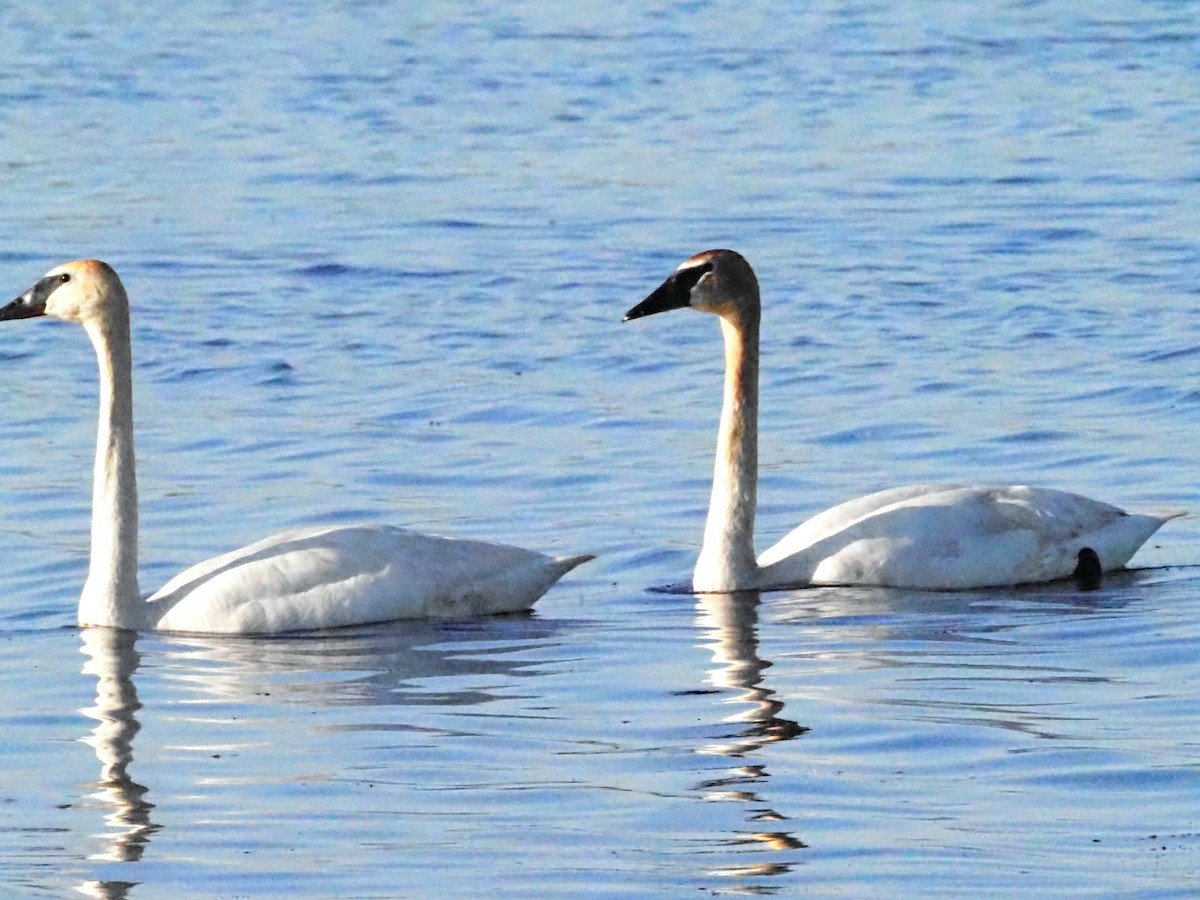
xmin=623 ymin=261 xmax=714 ymax=321
xmin=0 ymin=273 xmax=69 ymax=321
xmin=0 ymin=290 xmax=46 ymax=321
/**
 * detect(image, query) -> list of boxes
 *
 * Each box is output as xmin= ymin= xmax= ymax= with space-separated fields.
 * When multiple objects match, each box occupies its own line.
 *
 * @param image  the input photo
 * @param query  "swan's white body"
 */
xmin=2 ymin=260 xmax=590 ymax=633
xmin=625 ymin=249 xmax=1179 ymax=592
xmin=146 ymin=524 xmax=583 ymax=633
xmin=756 ymin=482 xmax=1170 ymax=590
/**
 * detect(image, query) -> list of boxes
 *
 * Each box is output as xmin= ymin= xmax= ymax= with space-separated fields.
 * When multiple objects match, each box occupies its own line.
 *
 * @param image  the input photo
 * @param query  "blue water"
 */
xmin=2 ymin=1 xmax=1199 ymax=895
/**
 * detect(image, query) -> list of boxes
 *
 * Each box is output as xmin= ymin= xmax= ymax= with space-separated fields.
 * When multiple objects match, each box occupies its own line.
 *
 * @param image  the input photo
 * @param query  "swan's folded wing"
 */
xmin=147 ymin=524 xmax=590 ymax=633
xmin=757 ymin=483 xmax=966 ymax=566
xmin=757 ymin=485 xmax=1174 ymax=590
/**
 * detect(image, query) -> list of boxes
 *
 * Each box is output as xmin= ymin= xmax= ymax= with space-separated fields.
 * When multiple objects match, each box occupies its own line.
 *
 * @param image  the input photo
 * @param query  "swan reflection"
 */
xmin=151 ymin=616 xmax=567 ymax=708
xmin=697 ymin=591 xmax=806 ymax=759
xmin=692 ymin=591 xmax=807 ymax=882
xmin=76 ymin=627 xmax=159 ymax=899
xmin=72 ymin=616 xmax=567 ymax=895
xmin=78 ymin=628 xmax=159 ymax=863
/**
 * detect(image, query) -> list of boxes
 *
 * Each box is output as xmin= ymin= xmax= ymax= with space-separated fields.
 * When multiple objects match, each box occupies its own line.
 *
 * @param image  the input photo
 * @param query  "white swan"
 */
xmin=1 ymin=260 xmax=592 ymax=632
xmin=624 ymin=249 xmax=1179 ymax=592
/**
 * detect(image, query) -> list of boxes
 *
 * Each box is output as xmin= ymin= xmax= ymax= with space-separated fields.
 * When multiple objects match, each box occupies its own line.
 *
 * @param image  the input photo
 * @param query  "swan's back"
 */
xmin=757 ymin=484 xmax=1178 ymax=590
xmin=148 ymin=524 xmax=591 ymax=633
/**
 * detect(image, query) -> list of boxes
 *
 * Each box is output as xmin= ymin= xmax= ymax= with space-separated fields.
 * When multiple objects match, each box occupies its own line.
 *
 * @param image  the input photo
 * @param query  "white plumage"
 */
xmin=758 ymin=483 xmax=1171 ymax=590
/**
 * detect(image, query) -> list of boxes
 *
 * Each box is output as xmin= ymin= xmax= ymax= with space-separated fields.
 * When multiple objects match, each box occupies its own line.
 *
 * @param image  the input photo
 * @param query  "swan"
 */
xmin=1 ymin=260 xmax=592 ymax=632
xmin=624 ymin=249 xmax=1179 ymax=592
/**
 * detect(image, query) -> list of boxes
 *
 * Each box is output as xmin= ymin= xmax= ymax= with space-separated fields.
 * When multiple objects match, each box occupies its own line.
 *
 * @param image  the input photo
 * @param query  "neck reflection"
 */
xmin=694 ymin=591 xmax=807 ymax=880
xmin=697 ymin=591 xmax=806 ymax=759
xmin=78 ymin=627 xmax=160 ymax=871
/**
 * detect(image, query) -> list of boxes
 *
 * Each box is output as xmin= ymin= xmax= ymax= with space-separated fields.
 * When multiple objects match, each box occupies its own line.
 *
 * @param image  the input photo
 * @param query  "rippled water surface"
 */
xmin=1 ymin=1 xmax=1199 ymax=896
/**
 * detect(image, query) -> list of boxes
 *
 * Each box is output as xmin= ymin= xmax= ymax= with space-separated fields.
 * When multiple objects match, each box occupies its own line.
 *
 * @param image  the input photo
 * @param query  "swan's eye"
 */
xmin=59 ymin=273 xmax=71 ymax=284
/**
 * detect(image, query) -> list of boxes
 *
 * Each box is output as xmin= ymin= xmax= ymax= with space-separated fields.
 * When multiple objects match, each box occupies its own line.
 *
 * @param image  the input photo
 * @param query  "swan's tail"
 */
xmin=468 ymin=552 xmax=594 ymax=616
xmin=525 ymin=553 xmax=594 ymax=605
xmin=1095 ymin=510 xmax=1186 ymax=573
xmin=553 ymin=553 xmax=596 ymax=574
xmin=1149 ymin=510 xmax=1188 ymax=523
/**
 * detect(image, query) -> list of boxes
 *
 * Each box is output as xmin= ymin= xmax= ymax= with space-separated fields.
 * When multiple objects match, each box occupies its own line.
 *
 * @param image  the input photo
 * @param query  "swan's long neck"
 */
xmin=79 ymin=303 xmax=141 ymax=628
xmin=694 ymin=307 xmax=761 ymax=592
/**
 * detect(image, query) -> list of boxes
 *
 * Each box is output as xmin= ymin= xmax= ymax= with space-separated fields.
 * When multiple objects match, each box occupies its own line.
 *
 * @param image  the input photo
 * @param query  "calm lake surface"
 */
xmin=2 ymin=1 xmax=1199 ymax=896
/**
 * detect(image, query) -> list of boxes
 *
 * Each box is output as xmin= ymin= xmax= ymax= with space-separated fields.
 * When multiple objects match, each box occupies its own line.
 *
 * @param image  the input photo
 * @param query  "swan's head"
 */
xmin=1 ymin=260 xmax=125 ymax=326
xmin=624 ymin=249 xmax=759 ymax=323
